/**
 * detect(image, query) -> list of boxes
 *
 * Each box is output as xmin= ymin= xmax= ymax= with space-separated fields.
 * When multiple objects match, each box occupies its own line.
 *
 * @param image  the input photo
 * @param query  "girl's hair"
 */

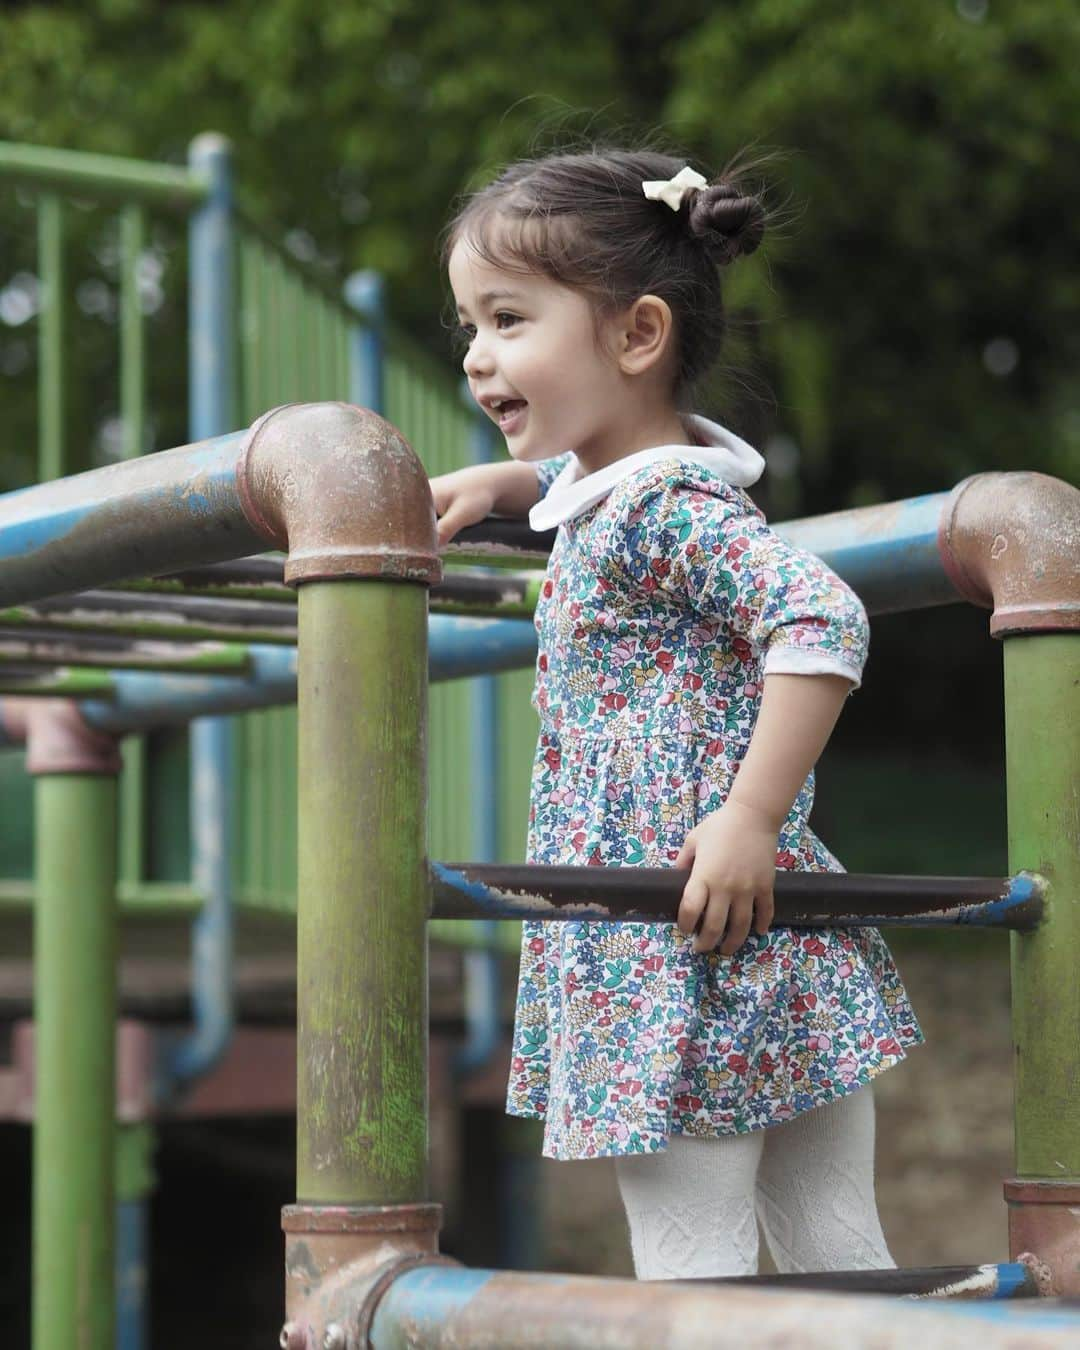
xmin=444 ymin=148 xmax=766 ymax=394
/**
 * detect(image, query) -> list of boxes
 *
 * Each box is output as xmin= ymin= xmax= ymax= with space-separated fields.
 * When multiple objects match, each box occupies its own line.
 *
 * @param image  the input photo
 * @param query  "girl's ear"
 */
xmin=615 ymin=294 xmax=675 ymax=376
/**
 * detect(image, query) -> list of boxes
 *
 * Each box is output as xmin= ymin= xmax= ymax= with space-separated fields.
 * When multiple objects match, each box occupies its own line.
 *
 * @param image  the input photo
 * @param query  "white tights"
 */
xmin=613 ymin=1088 xmax=894 ymax=1279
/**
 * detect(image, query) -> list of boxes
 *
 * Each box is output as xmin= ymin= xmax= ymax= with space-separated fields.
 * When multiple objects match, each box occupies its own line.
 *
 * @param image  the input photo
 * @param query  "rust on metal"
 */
xmin=369 ymin=1265 xmax=1080 ymax=1348
xmin=282 ymin=1203 xmax=441 ymax=1236
xmin=938 ymin=472 xmax=1080 ymax=636
xmin=236 ymin=403 xmax=441 ymax=588
xmin=714 ymin=1263 xmax=1037 ymax=1299
xmin=0 ymin=626 xmax=249 ymax=672
xmin=0 ymin=697 xmax=122 ymax=774
xmin=281 ymin=1201 xmax=444 ymax=1350
xmin=431 ymin=862 xmax=1044 ymax=931
xmin=1005 ymin=1178 xmax=1080 ymax=1296
xmin=446 ymin=517 xmax=556 ymax=563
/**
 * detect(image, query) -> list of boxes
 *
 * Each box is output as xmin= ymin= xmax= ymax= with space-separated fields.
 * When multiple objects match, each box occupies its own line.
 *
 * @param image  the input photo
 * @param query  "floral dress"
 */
xmin=506 ymin=427 xmax=922 ymax=1161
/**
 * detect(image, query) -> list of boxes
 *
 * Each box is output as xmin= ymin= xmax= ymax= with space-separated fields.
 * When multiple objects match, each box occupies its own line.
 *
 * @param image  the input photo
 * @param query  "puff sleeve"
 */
xmin=607 ymin=467 xmax=869 ymax=687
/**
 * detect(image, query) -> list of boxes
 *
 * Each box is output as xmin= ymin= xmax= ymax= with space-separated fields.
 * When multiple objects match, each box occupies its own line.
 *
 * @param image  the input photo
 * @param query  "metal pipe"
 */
xmin=0 ymin=427 xmax=258 ymax=605
xmin=346 ymin=270 xmax=385 ymax=413
xmin=0 ymin=138 xmax=208 ymax=207
xmin=114 ymin=1122 xmax=154 ymax=1350
xmin=368 ymin=1264 xmax=1080 ymax=1349
xmin=296 ymin=581 xmax=430 ymax=1204
xmin=712 ymin=1261 xmax=1039 ymax=1298
xmin=0 ymin=669 xmax=116 ymax=700
xmin=0 ymin=616 xmax=533 ymax=734
xmin=117 ymin=563 xmax=542 ymax=618
xmin=282 ymin=405 xmax=440 ymax=1343
xmin=0 ymin=627 xmax=251 ymax=672
xmin=31 ymin=725 xmax=122 ymax=1350
xmin=1005 ymin=635 xmax=1080 ymax=1293
xmin=4 ymin=573 xmax=535 ymax=641
xmin=431 ymin=864 xmax=1044 ymax=930
xmin=168 ymin=133 xmax=237 ymax=1097
xmin=37 ymin=193 xmax=64 ymax=483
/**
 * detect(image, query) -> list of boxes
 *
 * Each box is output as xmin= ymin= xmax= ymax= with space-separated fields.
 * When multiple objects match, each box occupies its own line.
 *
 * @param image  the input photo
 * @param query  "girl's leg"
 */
xmin=614 ymin=1130 xmax=765 ymax=1279
xmin=755 ymin=1086 xmax=895 ymax=1273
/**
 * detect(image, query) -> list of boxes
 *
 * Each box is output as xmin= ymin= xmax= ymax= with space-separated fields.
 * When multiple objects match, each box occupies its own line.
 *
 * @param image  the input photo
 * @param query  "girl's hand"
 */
xmin=430 ymin=466 xmax=497 ymax=546
xmin=675 ymin=801 xmax=779 ymax=955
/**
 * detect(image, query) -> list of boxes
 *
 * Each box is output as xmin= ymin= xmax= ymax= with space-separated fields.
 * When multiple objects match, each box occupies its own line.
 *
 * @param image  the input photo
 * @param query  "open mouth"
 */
xmin=489 ymin=397 xmax=528 ymax=432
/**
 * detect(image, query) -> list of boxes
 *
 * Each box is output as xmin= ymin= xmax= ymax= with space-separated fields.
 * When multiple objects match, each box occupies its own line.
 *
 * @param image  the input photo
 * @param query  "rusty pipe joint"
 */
xmin=938 ymin=472 xmax=1080 ymax=636
xmin=236 ymin=403 xmax=441 ymax=588
xmin=1005 ymin=1180 xmax=1080 ymax=1296
xmin=280 ymin=1203 xmax=451 ymax=1350
xmin=0 ymin=698 xmax=121 ymax=775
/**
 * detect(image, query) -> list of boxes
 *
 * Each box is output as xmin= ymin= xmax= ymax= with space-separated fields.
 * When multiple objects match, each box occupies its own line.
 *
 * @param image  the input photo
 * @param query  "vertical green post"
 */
xmin=37 ymin=193 xmax=65 ymax=482
xmin=33 ymin=772 xmax=119 ymax=1350
xmin=295 ymin=580 xmax=429 ymax=1204
xmin=119 ymin=203 xmax=146 ymax=461
xmin=1007 ymin=633 xmax=1080 ymax=1174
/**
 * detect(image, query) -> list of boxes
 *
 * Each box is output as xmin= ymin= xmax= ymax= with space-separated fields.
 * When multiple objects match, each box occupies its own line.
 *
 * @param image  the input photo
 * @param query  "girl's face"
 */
xmin=449 ymin=240 xmax=628 ymax=466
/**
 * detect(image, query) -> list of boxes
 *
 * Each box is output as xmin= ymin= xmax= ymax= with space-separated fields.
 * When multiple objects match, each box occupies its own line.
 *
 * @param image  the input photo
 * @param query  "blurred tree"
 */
xmin=0 ymin=0 xmax=1077 ymax=510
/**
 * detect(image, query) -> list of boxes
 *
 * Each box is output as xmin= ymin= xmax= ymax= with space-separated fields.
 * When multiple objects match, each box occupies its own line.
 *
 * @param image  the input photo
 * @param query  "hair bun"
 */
xmin=686 ymin=181 xmax=765 ymax=265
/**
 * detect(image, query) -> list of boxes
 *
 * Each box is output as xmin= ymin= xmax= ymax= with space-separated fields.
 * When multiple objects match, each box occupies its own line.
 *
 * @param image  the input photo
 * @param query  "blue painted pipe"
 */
xmin=345 ymin=270 xmax=386 ymax=415
xmin=75 ymin=620 xmax=536 ymax=735
xmin=777 ymin=491 xmax=955 ymax=615
xmin=0 ymin=429 xmax=257 ymax=607
xmin=114 ymin=1199 xmax=148 ymax=1350
xmin=368 ymin=1263 xmax=1080 ymax=1349
xmin=166 ymin=134 xmax=237 ymax=1100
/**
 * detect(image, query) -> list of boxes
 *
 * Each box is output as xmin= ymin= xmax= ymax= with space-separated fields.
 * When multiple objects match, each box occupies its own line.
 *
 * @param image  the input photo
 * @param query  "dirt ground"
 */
xmin=537 ymin=938 xmax=1014 ymax=1276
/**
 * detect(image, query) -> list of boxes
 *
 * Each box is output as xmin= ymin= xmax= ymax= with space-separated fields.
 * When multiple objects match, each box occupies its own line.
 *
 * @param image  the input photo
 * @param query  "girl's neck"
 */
xmin=573 ymin=403 xmax=688 ymax=477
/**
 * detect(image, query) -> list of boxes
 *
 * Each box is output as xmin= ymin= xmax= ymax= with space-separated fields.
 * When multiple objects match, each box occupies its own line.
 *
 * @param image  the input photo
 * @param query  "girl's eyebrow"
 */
xmin=457 ymin=288 xmax=523 ymax=320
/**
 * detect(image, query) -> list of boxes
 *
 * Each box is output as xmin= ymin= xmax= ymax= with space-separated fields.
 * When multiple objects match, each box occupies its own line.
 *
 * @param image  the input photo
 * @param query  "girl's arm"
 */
xmin=676 ymin=672 xmax=851 ymax=954
xmin=431 ymin=460 xmax=542 ymax=545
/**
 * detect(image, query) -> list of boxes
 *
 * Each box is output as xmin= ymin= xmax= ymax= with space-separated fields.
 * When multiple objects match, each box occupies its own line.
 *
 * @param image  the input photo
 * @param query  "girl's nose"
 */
xmin=462 ymin=335 xmax=494 ymax=379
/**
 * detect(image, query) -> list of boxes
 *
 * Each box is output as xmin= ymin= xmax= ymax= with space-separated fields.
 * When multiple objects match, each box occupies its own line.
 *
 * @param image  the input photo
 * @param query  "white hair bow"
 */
xmin=641 ymin=165 xmax=708 ymax=212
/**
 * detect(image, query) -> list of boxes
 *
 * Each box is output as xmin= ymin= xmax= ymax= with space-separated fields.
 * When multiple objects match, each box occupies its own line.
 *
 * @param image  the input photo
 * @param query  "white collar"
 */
xmin=528 ymin=415 xmax=765 ymax=531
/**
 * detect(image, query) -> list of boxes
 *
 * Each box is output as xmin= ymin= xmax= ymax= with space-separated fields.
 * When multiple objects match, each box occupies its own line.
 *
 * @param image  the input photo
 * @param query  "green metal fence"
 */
xmin=0 ymin=136 xmax=538 ymax=919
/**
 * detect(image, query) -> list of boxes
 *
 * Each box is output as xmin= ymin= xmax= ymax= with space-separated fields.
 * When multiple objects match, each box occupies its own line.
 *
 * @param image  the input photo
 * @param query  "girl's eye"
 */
xmin=495 ymin=311 xmax=521 ymax=330
xmin=456 ymin=322 xmax=477 ymax=345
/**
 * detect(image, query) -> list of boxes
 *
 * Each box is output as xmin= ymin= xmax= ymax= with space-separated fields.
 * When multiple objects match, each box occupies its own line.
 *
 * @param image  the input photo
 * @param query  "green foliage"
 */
xmin=0 ymin=0 xmax=1077 ymax=506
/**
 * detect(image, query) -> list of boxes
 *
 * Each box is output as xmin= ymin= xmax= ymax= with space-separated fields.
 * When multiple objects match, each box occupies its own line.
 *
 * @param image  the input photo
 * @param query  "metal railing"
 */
xmin=0 ymin=402 xmax=1075 ymax=1347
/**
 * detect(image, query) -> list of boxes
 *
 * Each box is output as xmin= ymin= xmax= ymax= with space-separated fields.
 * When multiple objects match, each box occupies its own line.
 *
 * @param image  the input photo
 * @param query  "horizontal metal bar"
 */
xmin=4 ymin=590 xmax=298 ymax=645
xmin=0 ymin=431 xmax=259 ymax=608
xmin=446 ymin=519 xmax=555 ymax=567
xmin=124 ymin=558 xmax=542 ymax=618
xmin=0 ymin=139 xmax=208 ymax=208
xmin=370 ymin=1264 xmax=1080 ymax=1350
xmin=779 ymin=491 xmax=957 ymax=615
xmin=708 ymin=1262 xmax=1037 ymax=1299
xmin=68 ymin=618 xmax=535 ymax=732
xmin=0 ymin=880 xmax=205 ymax=914
xmin=446 ymin=492 xmax=962 ymax=615
xmin=430 ymin=864 xmax=1044 ymax=930
xmin=0 ymin=667 xmax=116 ymax=699
xmin=0 ymin=629 xmax=250 ymax=674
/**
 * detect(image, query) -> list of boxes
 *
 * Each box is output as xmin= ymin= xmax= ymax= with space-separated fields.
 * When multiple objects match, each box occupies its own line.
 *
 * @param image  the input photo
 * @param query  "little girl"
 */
xmin=432 ymin=148 xmax=922 ymax=1279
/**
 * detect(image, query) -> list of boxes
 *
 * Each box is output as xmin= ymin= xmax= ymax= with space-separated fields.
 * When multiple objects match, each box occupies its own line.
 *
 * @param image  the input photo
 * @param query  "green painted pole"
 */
xmin=295 ymin=580 xmax=429 ymax=1204
xmin=37 ymin=193 xmax=64 ymax=483
xmin=33 ymin=771 xmax=119 ymax=1350
xmin=119 ymin=203 xmax=147 ymax=462
xmin=1008 ymin=633 xmax=1080 ymax=1175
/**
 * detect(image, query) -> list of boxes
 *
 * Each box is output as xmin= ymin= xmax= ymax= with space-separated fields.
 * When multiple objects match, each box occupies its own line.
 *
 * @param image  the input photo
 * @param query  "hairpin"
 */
xmin=641 ymin=166 xmax=708 ymax=212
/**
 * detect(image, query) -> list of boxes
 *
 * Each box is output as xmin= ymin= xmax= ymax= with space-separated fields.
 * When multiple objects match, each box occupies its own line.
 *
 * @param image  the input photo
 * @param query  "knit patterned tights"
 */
xmin=613 ymin=1088 xmax=894 ymax=1278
